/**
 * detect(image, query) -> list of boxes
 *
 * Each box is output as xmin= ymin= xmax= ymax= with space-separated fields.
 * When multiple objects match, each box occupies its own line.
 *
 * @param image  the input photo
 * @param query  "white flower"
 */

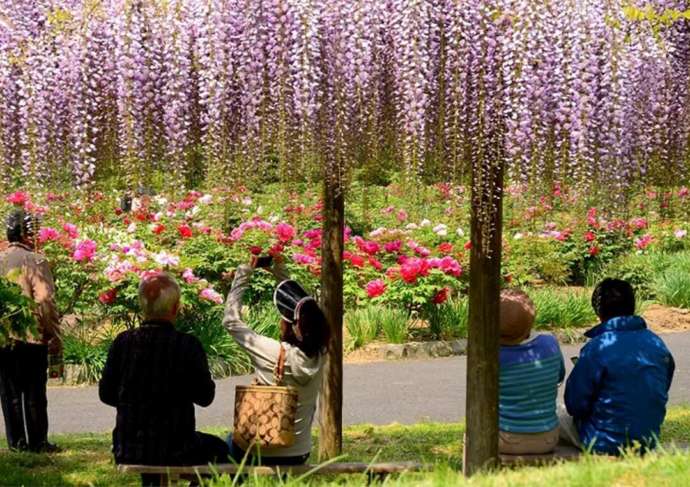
xmin=420 ymin=219 xmax=432 ymax=227
xmin=269 ymin=215 xmax=279 ymax=223
xmin=154 ymin=196 xmax=168 ymax=206
xmin=406 ymin=223 xmax=419 ymax=230
xmin=433 ymin=224 xmax=448 ymax=236
xmin=186 ymin=206 xmax=200 ymax=218
xmin=456 ymin=228 xmax=465 ymax=237
xmin=256 ymin=205 xmax=264 ymax=215
xmin=369 ymin=227 xmax=386 ymax=238
xmin=675 ymin=229 xmax=687 ymax=239
xmin=514 ymin=232 xmax=524 ymax=240
xmin=153 ymin=251 xmax=180 ymax=267
xmin=127 ymin=223 xmax=137 ymax=233
xmin=131 ymin=198 xmax=142 ymax=212
xmin=242 ymin=196 xmax=253 ymax=206
xmin=199 ymin=194 xmax=213 ymax=205
xmin=153 ymin=212 xmax=163 ymax=222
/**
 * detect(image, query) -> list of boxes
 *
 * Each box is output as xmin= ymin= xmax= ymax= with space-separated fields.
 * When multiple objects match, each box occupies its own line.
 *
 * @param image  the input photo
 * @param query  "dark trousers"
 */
xmin=0 ymin=342 xmax=49 ymax=451
xmin=140 ymin=432 xmax=230 ymax=486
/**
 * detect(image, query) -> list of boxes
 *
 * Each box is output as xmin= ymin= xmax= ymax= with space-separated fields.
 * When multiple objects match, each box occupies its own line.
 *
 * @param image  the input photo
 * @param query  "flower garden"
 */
xmin=3 ymin=179 xmax=690 ymax=383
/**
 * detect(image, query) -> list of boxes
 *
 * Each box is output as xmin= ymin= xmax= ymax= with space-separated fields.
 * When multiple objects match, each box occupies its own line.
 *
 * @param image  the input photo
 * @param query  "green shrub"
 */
xmin=425 ymin=298 xmax=469 ymax=340
xmin=378 ymin=307 xmax=409 ymax=344
xmin=63 ymin=325 xmax=115 ymax=384
xmin=655 ymin=268 xmax=690 ymax=309
xmin=345 ymin=306 xmax=382 ymax=349
xmin=529 ymin=288 xmax=597 ymax=329
xmin=505 ymin=237 xmax=571 ymax=286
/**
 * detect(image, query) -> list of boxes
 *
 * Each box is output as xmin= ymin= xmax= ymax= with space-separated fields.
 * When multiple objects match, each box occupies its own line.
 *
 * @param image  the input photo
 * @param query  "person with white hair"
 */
xmin=99 ymin=272 xmax=229 ymax=483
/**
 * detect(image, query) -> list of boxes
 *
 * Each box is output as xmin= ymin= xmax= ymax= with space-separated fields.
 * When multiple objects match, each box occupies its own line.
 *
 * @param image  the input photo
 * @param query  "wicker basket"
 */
xmin=232 ymin=346 xmax=298 ymax=451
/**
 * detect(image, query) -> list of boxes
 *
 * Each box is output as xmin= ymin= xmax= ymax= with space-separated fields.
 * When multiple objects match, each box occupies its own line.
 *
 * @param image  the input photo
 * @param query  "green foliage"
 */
xmin=529 ymin=288 xmax=597 ymax=329
xmin=62 ymin=324 xmax=115 ymax=384
xmin=378 ymin=307 xmax=409 ymax=344
xmin=345 ymin=306 xmax=381 ymax=349
xmin=0 ymin=273 xmax=38 ymax=347
xmin=505 ymin=237 xmax=572 ymax=286
xmin=425 ymin=298 xmax=469 ymax=340
xmin=655 ymin=268 xmax=690 ymax=309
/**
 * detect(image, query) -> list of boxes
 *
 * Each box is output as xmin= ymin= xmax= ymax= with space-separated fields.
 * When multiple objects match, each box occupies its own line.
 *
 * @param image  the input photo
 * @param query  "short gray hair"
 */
xmin=139 ymin=272 xmax=181 ymax=320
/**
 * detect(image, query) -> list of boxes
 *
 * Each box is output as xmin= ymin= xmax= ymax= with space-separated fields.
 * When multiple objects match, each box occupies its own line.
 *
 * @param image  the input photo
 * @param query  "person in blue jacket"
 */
xmin=560 ymin=278 xmax=675 ymax=455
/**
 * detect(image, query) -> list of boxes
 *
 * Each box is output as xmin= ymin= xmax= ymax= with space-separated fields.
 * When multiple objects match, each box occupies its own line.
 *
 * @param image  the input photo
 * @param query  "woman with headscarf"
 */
xmin=223 ymin=255 xmax=330 ymax=465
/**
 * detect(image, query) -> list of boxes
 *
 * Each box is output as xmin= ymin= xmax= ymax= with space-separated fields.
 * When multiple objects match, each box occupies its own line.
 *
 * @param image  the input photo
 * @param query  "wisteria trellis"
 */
xmin=0 ymin=0 xmax=689 ymax=193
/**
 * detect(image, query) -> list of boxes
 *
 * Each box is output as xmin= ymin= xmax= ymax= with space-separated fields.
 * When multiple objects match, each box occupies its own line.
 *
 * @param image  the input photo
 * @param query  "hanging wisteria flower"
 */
xmin=199 ymin=287 xmax=223 ymax=304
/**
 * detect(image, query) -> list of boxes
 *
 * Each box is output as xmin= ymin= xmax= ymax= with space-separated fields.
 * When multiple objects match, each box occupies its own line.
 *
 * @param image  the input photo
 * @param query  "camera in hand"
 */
xmin=255 ymin=255 xmax=273 ymax=268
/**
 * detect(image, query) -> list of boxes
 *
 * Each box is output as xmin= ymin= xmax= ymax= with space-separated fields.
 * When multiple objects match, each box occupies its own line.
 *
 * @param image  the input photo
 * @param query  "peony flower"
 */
xmin=6 ymin=191 xmax=29 ymax=206
xmin=679 ymin=187 xmax=689 ymax=198
xmin=433 ymin=224 xmax=448 ymax=236
xmin=589 ymin=246 xmax=600 ymax=256
xmin=420 ymin=219 xmax=432 ymax=227
xmin=38 ymin=227 xmax=59 ymax=243
xmin=127 ymin=223 xmax=137 ymax=233
xmin=199 ymin=194 xmax=213 ymax=205
xmin=456 ymin=228 xmax=465 ymax=237
xmin=405 ymin=223 xmax=419 ymax=230
xmin=63 ymin=223 xmax=79 ymax=239
xmin=396 ymin=209 xmax=408 ymax=222
xmin=464 ymin=241 xmax=472 ymax=250
xmin=438 ymin=242 xmax=453 ymax=254
xmin=275 ymin=223 xmax=296 ymax=242
xmin=384 ymin=240 xmax=402 ymax=253
xmin=178 ymin=224 xmax=193 ymax=238
xmin=635 ymin=234 xmax=653 ymax=250
xmin=73 ymin=239 xmax=97 ymax=262
xmin=98 ymin=288 xmax=118 ymax=305
xmin=349 ymin=254 xmax=365 ymax=268
xmin=675 ymin=229 xmax=687 ymax=239
xmin=152 ymin=223 xmax=166 ymax=235
xmin=368 ymin=257 xmax=383 ymax=271
xmin=432 ymin=288 xmax=449 ymax=305
xmin=366 ymin=279 xmax=386 ymax=298
xmin=153 ymin=251 xmax=180 ymax=267
xmin=584 ymin=231 xmax=596 ymax=242
xmin=200 ymin=287 xmax=224 ymax=304
xmin=293 ymin=253 xmax=316 ymax=265
xmin=182 ymin=268 xmax=200 ymax=283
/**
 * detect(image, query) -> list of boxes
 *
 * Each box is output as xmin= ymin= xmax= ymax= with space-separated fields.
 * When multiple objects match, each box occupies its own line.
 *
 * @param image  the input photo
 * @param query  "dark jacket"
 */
xmin=99 ymin=320 xmax=215 ymax=464
xmin=565 ymin=315 xmax=674 ymax=454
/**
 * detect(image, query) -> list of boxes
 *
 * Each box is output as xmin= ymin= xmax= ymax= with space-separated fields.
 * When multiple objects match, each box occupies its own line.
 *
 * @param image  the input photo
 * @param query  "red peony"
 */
xmin=589 ymin=245 xmax=600 ymax=256
xmin=438 ymin=242 xmax=453 ymax=254
xmin=365 ymin=279 xmax=387 ymax=298
xmin=432 ymin=288 xmax=449 ymax=305
xmin=275 ymin=223 xmax=296 ymax=243
xmin=152 ymin=224 xmax=166 ymax=235
xmin=98 ymin=288 xmax=118 ymax=305
xmin=178 ymin=224 xmax=193 ymax=238
xmin=249 ymin=246 xmax=262 ymax=255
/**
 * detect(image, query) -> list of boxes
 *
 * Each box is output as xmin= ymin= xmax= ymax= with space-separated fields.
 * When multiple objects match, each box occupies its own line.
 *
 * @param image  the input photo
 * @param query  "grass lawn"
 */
xmin=1 ymin=406 xmax=689 ymax=486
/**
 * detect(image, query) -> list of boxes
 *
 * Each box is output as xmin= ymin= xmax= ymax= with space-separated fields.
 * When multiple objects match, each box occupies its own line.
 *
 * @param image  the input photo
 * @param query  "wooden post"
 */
xmin=464 ymin=161 xmax=504 ymax=476
xmin=318 ymin=176 xmax=345 ymax=460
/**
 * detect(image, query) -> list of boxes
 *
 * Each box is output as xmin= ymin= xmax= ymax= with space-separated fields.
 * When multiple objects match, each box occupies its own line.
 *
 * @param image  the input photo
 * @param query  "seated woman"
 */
xmin=223 ymin=255 xmax=330 ymax=465
xmin=498 ymin=289 xmax=565 ymax=455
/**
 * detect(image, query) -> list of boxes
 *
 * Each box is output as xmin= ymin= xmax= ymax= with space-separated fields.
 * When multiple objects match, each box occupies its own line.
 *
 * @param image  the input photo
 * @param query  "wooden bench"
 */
xmin=500 ymin=445 xmax=582 ymax=466
xmin=118 ymin=461 xmax=429 ymax=485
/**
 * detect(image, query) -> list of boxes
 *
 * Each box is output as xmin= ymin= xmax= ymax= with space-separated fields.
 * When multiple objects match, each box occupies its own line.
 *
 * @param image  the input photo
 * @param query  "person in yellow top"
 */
xmin=0 ymin=209 xmax=62 ymax=452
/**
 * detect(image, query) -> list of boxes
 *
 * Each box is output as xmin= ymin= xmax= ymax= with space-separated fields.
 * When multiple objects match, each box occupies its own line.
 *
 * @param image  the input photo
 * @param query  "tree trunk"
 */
xmin=318 ymin=177 xmax=344 ymax=460
xmin=464 ymin=162 xmax=504 ymax=476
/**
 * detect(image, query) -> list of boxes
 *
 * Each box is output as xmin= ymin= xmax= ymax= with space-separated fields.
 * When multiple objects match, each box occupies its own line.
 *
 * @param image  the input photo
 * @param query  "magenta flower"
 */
xmin=275 ymin=223 xmax=296 ymax=243
xmin=73 ymin=239 xmax=97 ymax=262
xmin=384 ymin=240 xmax=402 ymax=253
xmin=365 ymin=279 xmax=386 ymax=298
xmin=6 ymin=191 xmax=29 ymax=206
xmin=38 ymin=227 xmax=59 ymax=243
xmin=182 ymin=268 xmax=199 ymax=283
xmin=63 ymin=223 xmax=79 ymax=239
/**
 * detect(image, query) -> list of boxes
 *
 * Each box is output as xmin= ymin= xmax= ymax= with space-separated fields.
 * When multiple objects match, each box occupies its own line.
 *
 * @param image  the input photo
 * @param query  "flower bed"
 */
xmin=3 ymin=182 xmax=690 ymax=382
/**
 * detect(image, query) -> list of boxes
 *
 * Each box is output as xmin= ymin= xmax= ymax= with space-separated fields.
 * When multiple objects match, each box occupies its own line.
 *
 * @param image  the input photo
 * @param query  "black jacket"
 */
xmin=99 ymin=320 xmax=215 ymax=464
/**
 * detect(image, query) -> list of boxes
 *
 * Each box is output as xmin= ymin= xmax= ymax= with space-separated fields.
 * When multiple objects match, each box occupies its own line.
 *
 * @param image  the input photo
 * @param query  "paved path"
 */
xmin=3 ymin=332 xmax=690 ymax=435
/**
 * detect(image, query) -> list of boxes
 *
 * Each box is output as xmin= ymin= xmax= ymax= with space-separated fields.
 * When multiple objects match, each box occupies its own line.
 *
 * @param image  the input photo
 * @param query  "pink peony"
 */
xmin=200 ymin=287 xmax=224 ymax=305
xmin=384 ymin=240 xmax=402 ymax=253
xmin=38 ymin=227 xmax=59 ymax=243
xmin=6 ymin=191 xmax=29 ymax=206
xmin=293 ymin=253 xmax=316 ymax=265
xmin=396 ymin=209 xmax=408 ymax=222
xmin=73 ymin=239 xmax=97 ymax=262
xmin=63 ymin=223 xmax=79 ymax=239
xmin=366 ymin=279 xmax=386 ymax=298
xmin=275 ymin=223 xmax=296 ymax=242
xmin=635 ymin=234 xmax=653 ymax=250
xmin=584 ymin=231 xmax=596 ymax=242
xmin=182 ymin=268 xmax=200 ymax=283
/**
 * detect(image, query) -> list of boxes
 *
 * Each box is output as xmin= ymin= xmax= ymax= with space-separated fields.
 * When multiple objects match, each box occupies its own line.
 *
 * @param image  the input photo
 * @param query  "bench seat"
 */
xmin=500 ymin=445 xmax=582 ymax=466
xmin=118 ymin=461 xmax=429 ymax=484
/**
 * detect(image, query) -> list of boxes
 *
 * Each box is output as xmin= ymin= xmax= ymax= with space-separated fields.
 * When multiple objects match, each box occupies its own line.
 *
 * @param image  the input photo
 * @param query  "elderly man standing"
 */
xmin=99 ymin=272 xmax=228 ymax=483
xmin=0 ymin=209 xmax=62 ymax=453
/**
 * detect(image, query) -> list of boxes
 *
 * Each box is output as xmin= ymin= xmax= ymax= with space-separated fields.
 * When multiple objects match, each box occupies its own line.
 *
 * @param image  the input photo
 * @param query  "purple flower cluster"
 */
xmin=0 ymin=0 xmax=688 ymax=191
